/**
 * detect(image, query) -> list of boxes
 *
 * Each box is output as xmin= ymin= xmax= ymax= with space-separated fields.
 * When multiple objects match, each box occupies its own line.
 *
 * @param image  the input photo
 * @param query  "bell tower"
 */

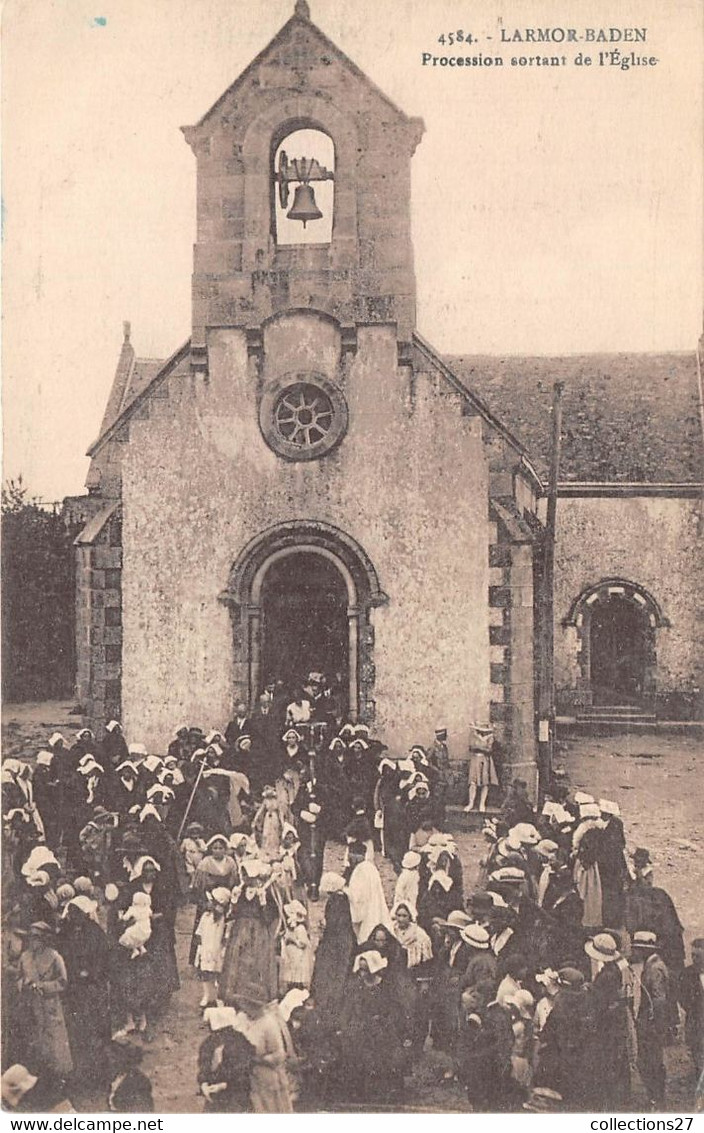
xmin=181 ymin=0 xmax=424 ymax=374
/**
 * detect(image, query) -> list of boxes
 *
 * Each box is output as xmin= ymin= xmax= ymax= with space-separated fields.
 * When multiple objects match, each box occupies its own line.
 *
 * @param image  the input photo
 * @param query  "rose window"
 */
xmin=260 ymin=373 xmax=348 ymax=462
xmin=274 ymin=383 xmax=334 ymax=449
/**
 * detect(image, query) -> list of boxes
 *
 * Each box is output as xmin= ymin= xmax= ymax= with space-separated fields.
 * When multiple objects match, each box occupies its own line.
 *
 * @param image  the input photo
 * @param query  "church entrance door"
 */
xmin=260 ymin=552 xmax=349 ymax=711
xmin=590 ymin=596 xmax=648 ymax=706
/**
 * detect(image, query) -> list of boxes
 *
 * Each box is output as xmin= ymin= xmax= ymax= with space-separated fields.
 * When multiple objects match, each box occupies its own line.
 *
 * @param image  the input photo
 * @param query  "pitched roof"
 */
xmin=445 ymin=352 xmax=703 ymax=484
xmin=87 ymin=340 xmax=191 ymax=457
xmin=183 ymin=4 xmax=417 ymax=142
xmin=73 ymin=501 xmax=120 ymax=546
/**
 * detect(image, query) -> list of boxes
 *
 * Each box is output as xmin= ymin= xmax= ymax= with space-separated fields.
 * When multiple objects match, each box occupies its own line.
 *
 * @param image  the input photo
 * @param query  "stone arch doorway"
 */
xmin=220 ymin=521 xmax=388 ymax=721
xmin=260 ymin=551 xmax=350 ymax=711
xmin=564 ymin=579 xmax=667 ymax=709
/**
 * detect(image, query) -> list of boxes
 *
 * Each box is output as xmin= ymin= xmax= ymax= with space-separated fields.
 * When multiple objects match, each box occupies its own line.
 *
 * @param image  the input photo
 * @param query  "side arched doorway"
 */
xmin=220 ymin=521 xmax=388 ymax=722
xmin=589 ymin=597 xmax=648 ymax=705
xmin=564 ymin=579 xmax=667 ymax=709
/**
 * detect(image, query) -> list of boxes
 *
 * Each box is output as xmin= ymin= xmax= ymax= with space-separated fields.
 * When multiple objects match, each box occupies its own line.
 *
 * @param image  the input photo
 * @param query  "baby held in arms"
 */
xmin=118 ymin=891 xmax=152 ymax=958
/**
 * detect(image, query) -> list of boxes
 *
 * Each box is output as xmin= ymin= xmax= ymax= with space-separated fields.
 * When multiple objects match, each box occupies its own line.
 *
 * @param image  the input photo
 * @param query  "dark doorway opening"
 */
xmin=260 ymin=552 xmax=349 ymax=709
xmin=590 ymin=597 xmax=648 ymax=706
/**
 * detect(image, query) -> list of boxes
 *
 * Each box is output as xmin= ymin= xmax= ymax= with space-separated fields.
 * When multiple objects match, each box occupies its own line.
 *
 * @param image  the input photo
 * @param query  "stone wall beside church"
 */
xmin=554 ymin=494 xmax=703 ymax=719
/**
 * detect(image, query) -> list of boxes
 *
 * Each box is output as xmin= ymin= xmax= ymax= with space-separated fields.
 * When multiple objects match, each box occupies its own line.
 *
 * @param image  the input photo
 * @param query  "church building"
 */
xmin=74 ymin=1 xmax=703 ymax=791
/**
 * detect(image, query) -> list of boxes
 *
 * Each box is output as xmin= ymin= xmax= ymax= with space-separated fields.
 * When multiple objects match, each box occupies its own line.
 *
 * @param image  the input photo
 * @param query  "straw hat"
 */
xmin=437 ymin=910 xmax=472 ymax=930
xmin=536 ymin=839 xmax=559 ymax=859
xmin=1 ymin=1065 xmax=38 ymax=1107
xmin=584 ymin=933 xmax=621 ymax=963
xmin=631 ymin=930 xmax=658 ymax=953
xmin=459 ymin=924 xmax=490 ymax=950
xmin=489 ymin=866 xmax=525 ymax=884
xmin=599 ymin=798 xmax=621 ymax=816
xmin=511 ymin=823 xmax=540 ymax=846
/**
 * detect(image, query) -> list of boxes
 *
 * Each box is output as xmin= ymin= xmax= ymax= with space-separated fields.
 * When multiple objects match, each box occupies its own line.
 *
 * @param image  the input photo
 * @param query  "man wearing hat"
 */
xmin=461 ymin=923 xmax=497 ymax=988
xmin=631 ymin=931 xmax=669 ymax=1109
xmin=426 ymin=726 xmax=452 ymax=825
xmin=596 ymin=799 xmax=629 ymax=927
xmin=626 ymin=848 xmax=685 ymax=1035
xmin=537 ymin=966 xmax=596 ymax=1109
xmin=679 ymin=938 xmax=704 ymax=1078
xmin=587 ymin=932 xmax=631 ymax=1109
xmin=535 ymin=839 xmax=560 ymax=908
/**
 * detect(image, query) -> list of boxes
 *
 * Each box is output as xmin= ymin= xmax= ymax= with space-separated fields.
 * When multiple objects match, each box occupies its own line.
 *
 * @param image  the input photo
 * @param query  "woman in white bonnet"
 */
xmin=393 ymin=850 xmax=421 ymax=912
xmin=336 ymin=950 xmax=406 ymax=1106
xmin=310 ymin=872 xmax=357 ymax=1022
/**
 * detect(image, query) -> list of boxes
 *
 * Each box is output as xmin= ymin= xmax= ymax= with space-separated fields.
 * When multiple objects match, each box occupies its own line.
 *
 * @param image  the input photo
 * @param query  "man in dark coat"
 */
xmin=632 ymin=931 xmax=669 ymax=1110
xmin=586 ymin=933 xmax=631 ymax=1111
xmin=536 ymin=967 xmax=596 ymax=1109
xmin=224 ymin=703 xmax=254 ymax=749
xmin=318 ymin=747 xmax=353 ymax=841
xmin=679 ymin=938 xmax=704 ymax=1077
xmin=596 ymin=800 xmax=629 ymax=927
xmin=626 ymin=849 xmax=685 ymax=1033
xmin=426 ymin=728 xmax=452 ymax=826
xmin=501 ymin=779 xmax=535 ymax=829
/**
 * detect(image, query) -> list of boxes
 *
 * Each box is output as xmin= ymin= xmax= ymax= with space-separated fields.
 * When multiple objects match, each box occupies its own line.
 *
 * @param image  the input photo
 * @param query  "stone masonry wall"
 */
xmin=554 ymin=495 xmax=704 ymax=718
xmin=119 ymin=316 xmax=492 ymax=758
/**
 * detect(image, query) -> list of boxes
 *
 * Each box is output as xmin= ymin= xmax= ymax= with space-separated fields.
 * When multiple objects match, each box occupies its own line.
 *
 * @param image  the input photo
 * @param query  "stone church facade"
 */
xmin=74 ymin=2 xmax=703 ymax=787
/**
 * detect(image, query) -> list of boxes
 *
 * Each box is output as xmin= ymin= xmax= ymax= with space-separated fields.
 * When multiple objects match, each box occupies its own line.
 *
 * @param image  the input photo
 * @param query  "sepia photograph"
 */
xmin=1 ymin=0 xmax=702 ymax=1117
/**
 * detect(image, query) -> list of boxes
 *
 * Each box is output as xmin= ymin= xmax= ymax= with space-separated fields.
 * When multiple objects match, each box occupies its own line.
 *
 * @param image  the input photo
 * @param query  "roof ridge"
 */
xmin=87 ymin=338 xmax=191 ymax=458
xmin=184 ymin=9 xmax=416 ymax=139
xmin=447 ymin=350 xmax=696 ymax=360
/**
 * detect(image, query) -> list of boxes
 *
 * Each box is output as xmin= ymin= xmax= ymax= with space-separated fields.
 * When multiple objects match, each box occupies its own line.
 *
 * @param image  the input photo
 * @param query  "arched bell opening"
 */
xmin=272 ymin=125 xmax=335 ymax=246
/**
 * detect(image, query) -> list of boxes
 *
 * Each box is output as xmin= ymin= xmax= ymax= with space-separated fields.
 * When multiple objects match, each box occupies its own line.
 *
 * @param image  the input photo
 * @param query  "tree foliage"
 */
xmin=1 ymin=477 xmax=77 ymax=701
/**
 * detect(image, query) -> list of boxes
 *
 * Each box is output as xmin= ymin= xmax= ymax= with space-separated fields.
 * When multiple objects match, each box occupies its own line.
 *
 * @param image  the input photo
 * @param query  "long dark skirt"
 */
xmin=64 ymin=981 xmax=112 ymax=1081
xmin=110 ymin=949 xmax=153 ymax=1023
xmin=310 ymin=892 xmax=356 ymax=1022
xmin=220 ymin=909 xmax=279 ymax=1006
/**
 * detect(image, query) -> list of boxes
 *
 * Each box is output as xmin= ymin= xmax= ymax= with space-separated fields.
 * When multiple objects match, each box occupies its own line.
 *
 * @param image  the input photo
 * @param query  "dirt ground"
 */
xmin=2 ymin=701 xmax=702 ymax=1113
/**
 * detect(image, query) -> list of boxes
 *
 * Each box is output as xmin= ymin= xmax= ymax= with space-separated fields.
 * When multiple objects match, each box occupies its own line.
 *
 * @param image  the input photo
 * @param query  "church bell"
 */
xmin=286 ymin=183 xmax=323 ymax=227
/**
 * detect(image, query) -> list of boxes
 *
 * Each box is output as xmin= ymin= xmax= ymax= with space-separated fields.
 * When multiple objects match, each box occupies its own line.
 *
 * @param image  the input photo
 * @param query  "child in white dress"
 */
xmin=194 ymin=887 xmax=231 ymax=1008
xmin=279 ymin=901 xmax=313 ymax=990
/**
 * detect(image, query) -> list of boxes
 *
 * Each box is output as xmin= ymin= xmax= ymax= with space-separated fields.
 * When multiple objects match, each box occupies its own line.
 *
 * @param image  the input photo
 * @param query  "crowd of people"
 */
xmin=1 ymin=683 xmax=702 ymax=1113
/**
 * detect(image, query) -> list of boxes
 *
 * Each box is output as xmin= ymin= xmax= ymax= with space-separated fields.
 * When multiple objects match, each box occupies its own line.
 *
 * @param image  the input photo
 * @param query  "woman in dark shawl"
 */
xmin=373 ymin=761 xmax=409 ymax=871
xmin=416 ymin=849 xmax=463 ymax=933
xmin=57 ymin=897 xmax=112 ymax=1089
xmin=335 ymin=950 xmax=406 ymax=1106
xmin=310 ymin=872 xmax=356 ymax=1022
xmin=356 ymin=922 xmax=415 ymax=1040
xmin=197 ymin=1008 xmax=255 ymax=1112
xmin=220 ymin=860 xmax=281 ymax=1007
xmin=100 ymin=721 xmax=130 ymax=769
xmin=111 ymin=855 xmax=179 ymax=1037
